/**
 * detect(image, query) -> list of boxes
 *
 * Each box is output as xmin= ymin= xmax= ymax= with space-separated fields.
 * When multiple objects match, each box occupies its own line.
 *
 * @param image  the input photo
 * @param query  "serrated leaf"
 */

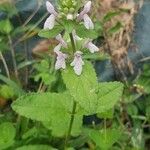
xmin=62 ymin=62 xmax=98 ymax=114
xmin=89 ymin=128 xmax=122 ymax=149
xmin=76 ymin=25 xmax=98 ymax=39
xmin=97 ymin=82 xmax=123 ymax=113
xmin=16 ymin=145 xmax=57 ymax=150
xmin=12 ymin=93 xmax=83 ymax=137
xmin=0 ymin=122 xmax=16 ymax=149
xmin=38 ymin=25 xmax=64 ymax=38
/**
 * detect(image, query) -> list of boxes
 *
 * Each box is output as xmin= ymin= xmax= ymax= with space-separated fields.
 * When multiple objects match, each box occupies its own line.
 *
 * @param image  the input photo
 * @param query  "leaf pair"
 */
xmin=12 ymin=62 xmax=123 ymax=137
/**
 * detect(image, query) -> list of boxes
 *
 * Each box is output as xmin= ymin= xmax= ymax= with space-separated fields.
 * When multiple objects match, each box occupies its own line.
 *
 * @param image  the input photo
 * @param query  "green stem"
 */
xmin=64 ymin=32 xmax=77 ymax=149
xmin=64 ymin=101 xmax=77 ymax=149
xmin=69 ymin=33 xmax=76 ymax=53
xmin=8 ymin=35 xmax=20 ymax=82
xmin=0 ymin=52 xmax=10 ymax=78
xmin=104 ymin=118 xmax=107 ymax=141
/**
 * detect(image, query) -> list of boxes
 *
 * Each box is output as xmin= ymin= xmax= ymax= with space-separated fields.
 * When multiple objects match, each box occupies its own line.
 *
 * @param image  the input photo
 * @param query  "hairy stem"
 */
xmin=0 ymin=52 xmax=10 ymax=78
xmin=64 ymin=32 xmax=77 ymax=149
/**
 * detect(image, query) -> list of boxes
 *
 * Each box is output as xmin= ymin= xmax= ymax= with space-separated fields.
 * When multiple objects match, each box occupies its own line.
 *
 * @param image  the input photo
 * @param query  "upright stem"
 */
xmin=8 ymin=35 xmax=19 ymax=82
xmin=104 ymin=118 xmax=107 ymax=141
xmin=64 ymin=102 xmax=77 ymax=149
xmin=0 ymin=52 xmax=10 ymax=78
xmin=64 ymin=32 xmax=77 ymax=149
xmin=69 ymin=33 xmax=76 ymax=53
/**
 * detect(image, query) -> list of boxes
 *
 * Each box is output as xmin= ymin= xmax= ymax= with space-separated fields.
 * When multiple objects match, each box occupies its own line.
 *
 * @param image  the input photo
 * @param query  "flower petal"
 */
xmin=46 ymin=1 xmax=58 ymax=16
xmin=87 ymin=42 xmax=99 ymax=53
xmin=77 ymin=1 xmax=92 ymax=20
xmin=55 ymin=51 xmax=67 ymax=70
xmin=67 ymin=14 xmax=74 ymax=20
xmin=56 ymin=34 xmax=67 ymax=48
xmin=83 ymin=14 xmax=94 ymax=29
xmin=71 ymin=51 xmax=84 ymax=75
xmin=74 ymin=63 xmax=83 ymax=75
xmin=54 ymin=43 xmax=62 ymax=53
xmin=44 ymin=14 xmax=55 ymax=29
xmin=72 ymin=30 xmax=82 ymax=41
xmin=83 ymin=1 xmax=92 ymax=13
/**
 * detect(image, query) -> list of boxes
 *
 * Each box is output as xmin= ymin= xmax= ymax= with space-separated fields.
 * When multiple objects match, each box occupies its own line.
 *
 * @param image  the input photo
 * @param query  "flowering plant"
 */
xmin=10 ymin=0 xmax=124 ymax=149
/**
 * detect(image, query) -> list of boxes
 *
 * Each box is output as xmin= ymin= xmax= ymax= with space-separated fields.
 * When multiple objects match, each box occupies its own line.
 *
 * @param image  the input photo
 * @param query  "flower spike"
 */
xmin=71 ymin=51 xmax=84 ymax=75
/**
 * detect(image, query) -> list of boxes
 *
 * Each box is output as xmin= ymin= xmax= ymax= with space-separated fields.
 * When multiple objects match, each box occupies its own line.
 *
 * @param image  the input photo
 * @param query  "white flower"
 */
xmin=71 ymin=51 xmax=84 ymax=75
xmin=67 ymin=14 xmax=74 ymax=20
xmin=44 ymin=1 xmax=58 ymax=30
xmin=72 ymin=30 xmax=82 ymax=41
xmin=56 ymin=34 xmax=68 ymax=48
xmin=54 ymin=43 xmax=62 ymax=52
xmin=84 ymin=40 xmax=99 ymax=53
xmin=54 ymin=49 xmax=67 ymax=70
xmin=77 ymin=1 xmax=94 ymax=30
xmin=83 ymin=14 xmax=94 ymax=30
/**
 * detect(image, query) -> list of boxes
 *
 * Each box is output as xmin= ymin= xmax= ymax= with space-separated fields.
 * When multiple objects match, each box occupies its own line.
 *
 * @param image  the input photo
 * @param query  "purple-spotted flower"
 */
xmin=71 ymin=51 xmax=84 ymax=75
xmin=84 ymin=40 xmax=99 ymax=53
xmin=77 ymin=1 xmax=94 ymax=29
xmin=54 ymin=49 xmax=67 ymax=70
xmin=44 ymin=1 xmax=58 ymax=30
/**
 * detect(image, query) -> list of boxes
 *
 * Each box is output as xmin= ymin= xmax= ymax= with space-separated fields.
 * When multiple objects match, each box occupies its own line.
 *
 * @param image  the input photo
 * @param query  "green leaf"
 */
xmin=97 ymin=109 xmax=114 ymax=119
xmin=127 ymin=104 xmax=138 ymax=116
xmin=0 ymin=2 xmax=18 ymax=18
xmin=0 ymin=42 xmax=9 ymax=52
xmin=0 ymin=85 xmax=15 ymax=99
xmin=0 ymin=74 xmax=24 ymax=96
xmin=16 ymin=145 xmax=57 ymax=150
xmin=0 ymin=19 xmax=13 ymax=34
xmin=83 ymin=53 xmax=110 ymax=61
xmin=103 ymin=11 xmax=121 ymax=22
xmin=34 ymin=60 xmax=56 ymax=85
xmin=22 ymin=127 xmax=38 ymax=140
xmin=0 ymin=122 xmax=16 ymax=149
xmin=76 ymin=25 xmax=98 ymax=39
xmin=38 ymin=25 xmax=64 ymax=38
xmin=108 ymin=22 xmax=123 ymax=34
xmin=17 ymin=60 xmax=37 ymax=70
xmin=62 ymin=61 xmax=98 ymax=114
xmin=97 ymin=82 xmax=124 ymax=113
xmin=12 ymin=93 xmax=83 ymax=137
xmin=63 ymin=19 xmax=76 ymax=33
xmin=89 ymin=128 xmax=122 ymax=149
